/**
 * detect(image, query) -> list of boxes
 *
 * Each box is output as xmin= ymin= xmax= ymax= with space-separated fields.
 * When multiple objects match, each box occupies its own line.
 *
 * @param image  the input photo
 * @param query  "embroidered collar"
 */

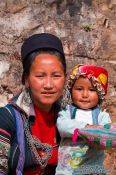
xmin=10 ymin=87 xmax=35 ymax=117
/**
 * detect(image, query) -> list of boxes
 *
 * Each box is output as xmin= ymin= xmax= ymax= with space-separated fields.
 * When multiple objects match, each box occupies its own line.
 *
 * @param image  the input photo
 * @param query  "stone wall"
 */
xmin=0 ymin=0 xmax=116 ymax=174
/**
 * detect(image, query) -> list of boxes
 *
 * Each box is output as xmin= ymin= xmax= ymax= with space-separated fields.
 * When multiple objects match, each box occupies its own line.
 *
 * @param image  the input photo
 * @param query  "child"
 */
xmin=55 ymin=64 xmax=112 ymax=175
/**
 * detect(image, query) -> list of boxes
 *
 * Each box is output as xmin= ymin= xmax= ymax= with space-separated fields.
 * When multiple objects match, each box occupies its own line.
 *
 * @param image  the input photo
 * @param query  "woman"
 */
xmin=0 ymin=33 xmax=66 ymax=175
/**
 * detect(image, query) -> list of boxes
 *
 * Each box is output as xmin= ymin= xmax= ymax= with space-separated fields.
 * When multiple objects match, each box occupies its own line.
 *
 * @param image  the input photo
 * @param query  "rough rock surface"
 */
xmin=0 ymin=0 xmax=116 ymax=174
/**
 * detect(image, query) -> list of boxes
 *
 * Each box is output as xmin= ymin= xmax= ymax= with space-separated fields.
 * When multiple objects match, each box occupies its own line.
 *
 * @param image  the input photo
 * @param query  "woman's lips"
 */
xmin=41 ymin=92 xmax=56 ymax=96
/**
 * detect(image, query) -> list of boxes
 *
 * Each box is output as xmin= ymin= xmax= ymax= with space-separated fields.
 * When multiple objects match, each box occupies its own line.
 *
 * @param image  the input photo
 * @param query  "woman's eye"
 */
xmin=54 ymin=74 xmax=62 ymax=78
xmin=36 ymin=75 xmax=44 ymax=78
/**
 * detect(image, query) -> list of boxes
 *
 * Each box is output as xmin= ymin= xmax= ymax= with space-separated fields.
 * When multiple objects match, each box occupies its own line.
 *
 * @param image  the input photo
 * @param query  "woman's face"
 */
xmin=25 ymin=53 xmax=65 ymax=112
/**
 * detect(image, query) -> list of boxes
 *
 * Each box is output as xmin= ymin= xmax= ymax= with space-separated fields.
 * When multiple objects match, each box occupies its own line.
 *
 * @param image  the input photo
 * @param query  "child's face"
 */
xmin=72 ymin=77 xmax=99 ymax=110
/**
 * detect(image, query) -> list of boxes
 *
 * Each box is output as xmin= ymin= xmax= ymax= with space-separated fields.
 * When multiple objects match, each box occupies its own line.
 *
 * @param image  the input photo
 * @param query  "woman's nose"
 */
xmin=43 ymin=77 xmax=53 ymax=88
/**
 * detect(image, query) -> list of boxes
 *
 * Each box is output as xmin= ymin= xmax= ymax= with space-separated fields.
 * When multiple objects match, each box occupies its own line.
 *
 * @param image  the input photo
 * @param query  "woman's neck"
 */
xmin=34 ymin=103 xmax=54 ymax=113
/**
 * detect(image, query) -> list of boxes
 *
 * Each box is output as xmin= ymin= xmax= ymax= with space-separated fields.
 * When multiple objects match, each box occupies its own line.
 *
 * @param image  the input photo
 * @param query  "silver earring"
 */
xmin=23 ymin=87 xmax=32 ymax=106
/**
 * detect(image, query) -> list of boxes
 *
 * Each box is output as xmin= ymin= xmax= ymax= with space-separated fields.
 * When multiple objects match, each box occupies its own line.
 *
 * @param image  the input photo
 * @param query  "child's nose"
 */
xmin=82 ymin=90 xmax=89 ymax=97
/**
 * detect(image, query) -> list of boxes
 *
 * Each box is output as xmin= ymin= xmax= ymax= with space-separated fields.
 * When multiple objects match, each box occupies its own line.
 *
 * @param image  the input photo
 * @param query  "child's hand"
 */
xmin=85 ymin=124 xmax=96 ymax=128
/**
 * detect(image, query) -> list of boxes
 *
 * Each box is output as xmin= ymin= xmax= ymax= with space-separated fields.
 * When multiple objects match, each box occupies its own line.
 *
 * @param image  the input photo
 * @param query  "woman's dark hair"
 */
xmin=22 ymin=48 xmax=66 ymax=84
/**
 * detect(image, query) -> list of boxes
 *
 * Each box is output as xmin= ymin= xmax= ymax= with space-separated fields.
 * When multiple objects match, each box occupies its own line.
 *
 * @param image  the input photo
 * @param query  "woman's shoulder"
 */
xmin=0 ymin=104 xmax=14 ymax=116
xmin=0 ymin=104 xmax=16 ymax=133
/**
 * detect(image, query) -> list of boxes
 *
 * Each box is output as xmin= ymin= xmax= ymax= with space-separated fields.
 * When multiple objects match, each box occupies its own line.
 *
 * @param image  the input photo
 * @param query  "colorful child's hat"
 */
xmin=67 ymin=64 xmax=108 ymax=100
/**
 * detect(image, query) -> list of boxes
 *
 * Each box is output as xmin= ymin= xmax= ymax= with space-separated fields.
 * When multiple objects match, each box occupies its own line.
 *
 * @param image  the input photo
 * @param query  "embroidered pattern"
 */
xmin=4 ymin=88 xmax=54 ymax=172
xmin=78 ymin=123 xmax=116 ymax=148
xmin=56 ymin=138 xmax=106 ymax=175
xmin=0 ymin=129 xmax=11 ymax=173
xmin=57 ymin=139 xmax=89 ymax=169
xmin=21 ymin=111 xmax=52 ymax=168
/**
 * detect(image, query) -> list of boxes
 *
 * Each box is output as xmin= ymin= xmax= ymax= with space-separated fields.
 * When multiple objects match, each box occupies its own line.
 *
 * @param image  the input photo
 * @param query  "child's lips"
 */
xmin=80 ymin=100 xmax=90 ymax=103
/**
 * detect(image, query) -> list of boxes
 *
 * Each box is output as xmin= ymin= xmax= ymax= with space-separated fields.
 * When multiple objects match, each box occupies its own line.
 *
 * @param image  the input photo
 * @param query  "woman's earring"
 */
xmin=61 ymin=87 xmax=72 ymax=109
xmin=23 ymin=87 xmax=32 ymax=105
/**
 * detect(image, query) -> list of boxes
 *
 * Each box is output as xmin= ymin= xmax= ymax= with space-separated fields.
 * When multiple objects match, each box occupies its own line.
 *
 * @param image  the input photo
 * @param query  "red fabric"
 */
xmin=24 ymin=105 xmax=58 ymax=175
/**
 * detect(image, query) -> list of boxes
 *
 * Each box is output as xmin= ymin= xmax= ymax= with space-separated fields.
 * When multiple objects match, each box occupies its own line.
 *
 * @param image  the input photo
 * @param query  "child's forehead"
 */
xmin=75 ymin=75 xmax=89 ymax=81
xmin=76 ymin=75 xmax=87 ymax=79
xmin=74 ymin=76 xmax=93 ymax=86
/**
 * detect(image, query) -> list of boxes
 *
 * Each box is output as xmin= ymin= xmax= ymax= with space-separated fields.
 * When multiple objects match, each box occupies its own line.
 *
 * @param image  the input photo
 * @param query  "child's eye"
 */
xmin=89 ymin=88 xmax=96 ymax=91
xmin=74 ymin=87 xmax=83 ymax=91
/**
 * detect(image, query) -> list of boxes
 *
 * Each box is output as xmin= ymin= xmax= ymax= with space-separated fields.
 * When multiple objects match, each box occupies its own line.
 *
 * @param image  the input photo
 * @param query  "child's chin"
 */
xmin=78 ymin=105 xmax=91 ymax=110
